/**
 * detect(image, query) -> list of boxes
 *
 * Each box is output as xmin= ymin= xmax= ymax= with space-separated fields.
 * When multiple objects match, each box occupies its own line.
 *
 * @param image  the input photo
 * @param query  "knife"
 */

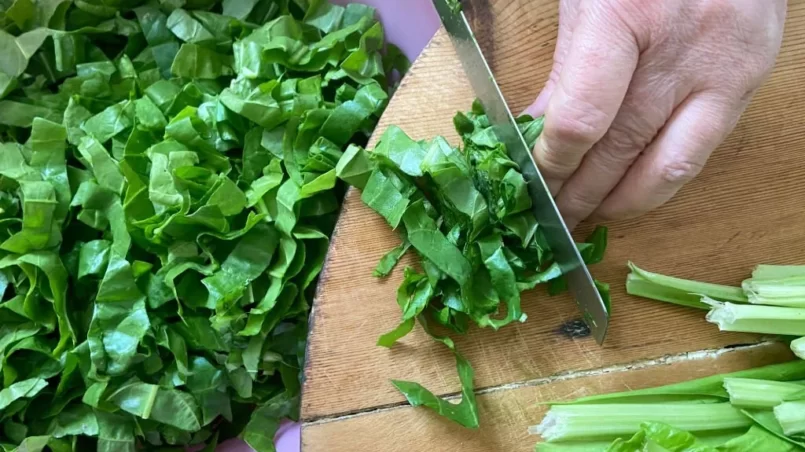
xmin=431 ymin=0 xmax=609 ymax=344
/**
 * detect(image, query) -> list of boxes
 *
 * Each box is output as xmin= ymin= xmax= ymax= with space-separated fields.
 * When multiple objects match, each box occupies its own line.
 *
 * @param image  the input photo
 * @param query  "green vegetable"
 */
xmin=774 ymin=401 xmax=805 ymax=436
xmin=604 ymin=422 xmax=718 ymax=452
xmin=532 ymin=403 xmax=750 ymax=443
xmin=626 ymin=262 xmax=747 ymax=309
xmin=723 ymin=378 xmax=805 ymax=409
xmin=627 ymin=263 xmax=805 ymax=360
xmin=0 ymin=0 xmax=406 ymax=450
xmin=338 ymin=101 xmax=610 ymax=427
xmin=532 ymin=360 xmax=805 ymax=451
xmin=791 ymin=337 xmax=805 ymax=360
xmin=704 ymin=298 xmax=805 ymax=336
xmin=742 ymin=272 xmax=805 ymax=308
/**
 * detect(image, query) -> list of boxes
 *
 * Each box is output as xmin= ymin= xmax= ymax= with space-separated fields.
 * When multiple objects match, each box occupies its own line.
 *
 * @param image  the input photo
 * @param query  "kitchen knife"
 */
xmin=431 ymin=0 xmax=609 ymax=344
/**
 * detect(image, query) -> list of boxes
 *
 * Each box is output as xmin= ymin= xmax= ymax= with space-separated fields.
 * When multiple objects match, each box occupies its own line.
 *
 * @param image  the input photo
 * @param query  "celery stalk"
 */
xmin=627 ymin=262 xmax=747 ymax=307
xmin=722 ymin=377 xmax=805 ymax=408
xmin=530 ymin=403 xmax=750 ymax=442
xmin=704 ymin=298 xmax=805 ymax=336
xmin=773 ymin=400 xmax=805 ymax=436
xmin=791 ymin=337 xmax=805 ymax=360
xmin=752 ymin=265 xmax=805 ymax=280
xmin=626 ymin=273 xmax=711 ymax=310
xmin=742 ymin=276 xmax=805 ymax=308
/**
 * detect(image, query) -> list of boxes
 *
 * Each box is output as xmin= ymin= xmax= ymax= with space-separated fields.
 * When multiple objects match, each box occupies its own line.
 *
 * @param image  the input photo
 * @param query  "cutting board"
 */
xmin=301 ymin=0 xmax=805 ymax=450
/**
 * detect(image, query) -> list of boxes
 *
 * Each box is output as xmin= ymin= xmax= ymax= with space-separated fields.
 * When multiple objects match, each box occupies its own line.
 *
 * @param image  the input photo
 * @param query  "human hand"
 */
xmin=525 ymin=0 xmax=787 ymax=230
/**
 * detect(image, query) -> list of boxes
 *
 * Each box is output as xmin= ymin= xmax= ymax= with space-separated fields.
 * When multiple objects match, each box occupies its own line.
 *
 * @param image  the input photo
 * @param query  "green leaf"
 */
xmin=171 ymin=43 xmax=234 ymax=79
xmin=202 ymin=223 xmax=279 ymax=311
xmin=186 ymin=356 xmax=232 ymax=426
xmin=240 ymin=391 xmax=298 ymax=452
xmin=0 ymin=378 xmax=47 ymax=410
xmin=47 ymin=405 xmax=99 ymax=438
xmin=391 ymin=327 xmax=479 ymax=429
xmin=719 ymin=425 xmax=799 ymax=452
xmin=402 ymin=200 xmax=471 ymax=286
xmin=373 ymin=239 xmax=410 ymax=278
xmin=108 ymin=379 xmax=202 ymax=431
xmin=95 ymin=411 xmax=136 ymax=452
xmin=476 ymin=232 xmax=525 ymax=329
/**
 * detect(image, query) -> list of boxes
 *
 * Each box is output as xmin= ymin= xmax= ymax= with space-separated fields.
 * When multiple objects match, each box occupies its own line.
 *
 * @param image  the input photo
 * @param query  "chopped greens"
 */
xmin=0 ymin=0 xmax=406 ymax=450
xmin=531 ymin=360 xmax=805 ymax=451
xmin=337 ymin=100 xmax=610 ymax=428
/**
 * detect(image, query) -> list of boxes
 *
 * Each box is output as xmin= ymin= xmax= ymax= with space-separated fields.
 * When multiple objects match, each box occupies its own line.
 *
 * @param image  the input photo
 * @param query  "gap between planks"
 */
xmin=303 ymin=339 xmax=778 ymax=426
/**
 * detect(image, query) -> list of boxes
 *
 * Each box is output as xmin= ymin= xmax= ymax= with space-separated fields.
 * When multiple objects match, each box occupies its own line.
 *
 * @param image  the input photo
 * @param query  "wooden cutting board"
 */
xmin=300 ymin=0 xmax=805 ymax=450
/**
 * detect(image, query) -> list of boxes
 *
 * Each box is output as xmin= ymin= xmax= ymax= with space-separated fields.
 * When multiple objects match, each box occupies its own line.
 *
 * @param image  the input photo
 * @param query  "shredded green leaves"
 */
xmin=0 ymin=0 xmax=406 ymax=450
xmin=337 ymin=100 xmax=610 ymax=428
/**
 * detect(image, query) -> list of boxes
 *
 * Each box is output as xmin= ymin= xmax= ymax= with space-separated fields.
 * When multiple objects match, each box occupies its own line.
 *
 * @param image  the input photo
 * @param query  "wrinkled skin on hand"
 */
xmin=525 ymin=0 xmax=787 ymax=229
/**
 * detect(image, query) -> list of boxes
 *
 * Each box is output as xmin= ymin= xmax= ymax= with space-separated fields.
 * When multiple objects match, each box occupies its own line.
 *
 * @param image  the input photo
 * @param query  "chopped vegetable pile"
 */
xmin=531 ymin=360 xmax=805 ymax=451
xmin=0 ymin=0 xmax=407 ymax=450
xmin=336 ymin=100 xmax=610 ymax=428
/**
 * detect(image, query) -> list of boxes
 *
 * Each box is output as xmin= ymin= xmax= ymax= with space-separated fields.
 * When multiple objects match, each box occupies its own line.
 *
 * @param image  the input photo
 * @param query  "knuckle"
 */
xmin=659 ymin=159 xmax=704 ymax=185
xmin=547 ymin=101 xmax=609 ymax=147
xmin=598 ymin=121 xmax=655 ymax=160
xmin=536 ymin=136 xmax=581 ymax=179
xmin=563 ymin=187 xmax=605 ymax=215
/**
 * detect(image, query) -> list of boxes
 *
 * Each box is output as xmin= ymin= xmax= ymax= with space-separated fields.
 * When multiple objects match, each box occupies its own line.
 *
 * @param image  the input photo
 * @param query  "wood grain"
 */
xmin=303 ymin=343 xmax=796 ymax=452
xmin=302 ymin=0 xmax=805 ymax=449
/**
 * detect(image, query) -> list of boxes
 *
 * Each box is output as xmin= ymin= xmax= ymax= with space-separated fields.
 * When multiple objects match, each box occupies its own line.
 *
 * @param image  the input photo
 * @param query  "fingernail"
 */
xmin=523 ymin=88 xmax=552 ymax=118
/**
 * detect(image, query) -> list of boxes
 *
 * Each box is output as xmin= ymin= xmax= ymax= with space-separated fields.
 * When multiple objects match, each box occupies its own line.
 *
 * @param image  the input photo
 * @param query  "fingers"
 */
xmin=531 ymin=6 xmax=639 ymax=195
xmin=554 ymin=74 xmax=685 ymax=229
xmin=592 ymin=92 xmax=748 ymax=221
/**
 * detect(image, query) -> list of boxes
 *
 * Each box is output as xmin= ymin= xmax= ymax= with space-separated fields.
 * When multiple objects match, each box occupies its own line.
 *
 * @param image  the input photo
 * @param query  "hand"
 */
xmin=525 ymin=0 xmax=787 ymax=230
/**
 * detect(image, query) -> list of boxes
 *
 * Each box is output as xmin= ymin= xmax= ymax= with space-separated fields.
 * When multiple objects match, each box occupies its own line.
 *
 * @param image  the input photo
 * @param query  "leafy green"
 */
xmin=392 ymin=323 xmax=479 ymax=429
xmin=337 ymin=103 xmax=610 ymax=427
xmin=0 ymin=0 xmax=406 ymax=450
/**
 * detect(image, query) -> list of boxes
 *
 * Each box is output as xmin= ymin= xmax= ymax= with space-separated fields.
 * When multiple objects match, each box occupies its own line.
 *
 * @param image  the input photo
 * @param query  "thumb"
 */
xmin=523 ymin=0 xmax=578 ymax=118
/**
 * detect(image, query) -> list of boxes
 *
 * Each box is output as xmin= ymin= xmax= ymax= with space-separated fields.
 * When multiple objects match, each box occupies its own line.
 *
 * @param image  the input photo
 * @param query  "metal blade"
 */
xmin=432 ymin=0 xmax=609 ymax=344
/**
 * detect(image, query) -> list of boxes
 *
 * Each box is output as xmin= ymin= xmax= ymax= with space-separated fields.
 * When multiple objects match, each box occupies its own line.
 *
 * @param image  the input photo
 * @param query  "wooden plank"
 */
xmin=302 ymin=0 xmax=805 ymax=427
xmin=303 ymin=343 xmax=796 ymax=451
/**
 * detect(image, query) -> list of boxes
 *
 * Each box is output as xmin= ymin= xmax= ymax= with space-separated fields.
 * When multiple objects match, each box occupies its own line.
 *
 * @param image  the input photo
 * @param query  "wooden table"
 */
xmin=301 ymin=1 xmax=805 ymax=450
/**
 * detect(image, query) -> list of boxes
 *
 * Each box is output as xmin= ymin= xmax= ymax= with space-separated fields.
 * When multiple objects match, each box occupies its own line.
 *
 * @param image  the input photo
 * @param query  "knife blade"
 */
xmin=431 ymin=0 xmax=609 ymax=344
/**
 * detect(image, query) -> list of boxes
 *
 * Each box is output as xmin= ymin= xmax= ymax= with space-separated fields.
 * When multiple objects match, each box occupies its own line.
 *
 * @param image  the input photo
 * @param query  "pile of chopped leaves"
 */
xmin=336 ymin=100 xmax=609 ymax=428
xmin=0 ymin=0 xmax=407 ymax=450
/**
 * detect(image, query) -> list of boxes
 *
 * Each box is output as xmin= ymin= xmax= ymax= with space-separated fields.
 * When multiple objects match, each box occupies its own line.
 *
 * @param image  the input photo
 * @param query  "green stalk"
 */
xmin=791 ymin=337 xmax=805 ymax=360
xmin=626 ymin=273 xmax=710 ymax=310
xmin=530 ymin=403 xmax=750 ymax=442
xmin=752 ymin=265 xmax=805 ymax=280
xmin=626 ymin=262 xmax=747 ymax=308
xmin=774 ymin=400 xmax=805 ymax=436
xmin=722 ymin=377 xmax=805 ymax=408
xmin=742 ymin=276 xmax=805 ymax=308
xmin=704 ymin=298 xmax=805 ymax=335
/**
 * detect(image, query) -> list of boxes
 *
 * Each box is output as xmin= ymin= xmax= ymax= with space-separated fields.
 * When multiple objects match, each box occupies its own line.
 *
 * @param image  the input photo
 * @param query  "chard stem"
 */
xmin=530 ymin=403 xmax=750 ymax=442
xmin=627 ymin=262 xmax=747 ymax=304
xmin=722 ymin=377 xmax=805 ymax=409
xmin=704 ymin=298 xmax=805 ymax=336
xmin=774 ymin=400 xmax=805 ymax=436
